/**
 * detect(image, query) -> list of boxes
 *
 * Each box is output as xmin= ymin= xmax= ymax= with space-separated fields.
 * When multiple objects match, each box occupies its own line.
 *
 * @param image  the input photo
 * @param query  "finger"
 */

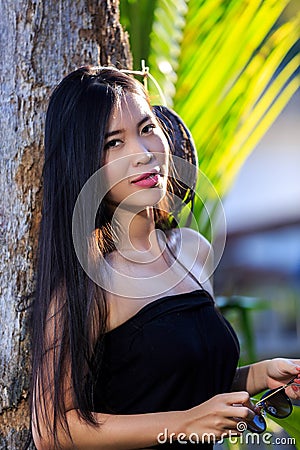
xmin=290 ymin=363 xmax=300 ymax=378
xmin=284 ymin=369 xmax=300 ymax=386
xmin=286 ymin=384 xmax=300 ymax=399
xmin=242 ymin=396 xmax=258 ymax=413
xmin=222 ymin=417 xmax=245 ymax=432
xmin=225 ymin=391 xmax=250 ymax=405
xmin=232 ymin=397 xmax=257 ymax=414
xmin=272 ymin=359 xmax=300 ymax=381
xmin=290 ymin=359 xmax=300 ymax=366
xmin=229 ymin=405 xmax=255 ymax=421
xmin=283 ymin=361 xmax=300 ymax=379
xmin=293 ymin=371 xmax=300 ymax=382
xmin=228 ymin=419 xmax=247 ymax=436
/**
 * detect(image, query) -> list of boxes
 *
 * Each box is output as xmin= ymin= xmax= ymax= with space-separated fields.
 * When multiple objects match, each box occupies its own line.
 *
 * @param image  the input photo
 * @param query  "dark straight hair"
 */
xmin=29 ymin=66 xmax=173 ymax=448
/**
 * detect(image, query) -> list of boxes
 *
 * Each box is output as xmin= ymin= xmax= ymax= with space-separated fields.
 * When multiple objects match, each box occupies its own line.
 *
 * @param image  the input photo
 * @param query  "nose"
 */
xmin=131 ymin=139 xmax=154 ymax=166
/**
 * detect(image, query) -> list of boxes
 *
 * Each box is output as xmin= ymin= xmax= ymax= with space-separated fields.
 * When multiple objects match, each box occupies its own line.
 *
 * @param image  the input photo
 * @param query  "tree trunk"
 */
xmin=0 ymin=1 xmax=132 ymax=448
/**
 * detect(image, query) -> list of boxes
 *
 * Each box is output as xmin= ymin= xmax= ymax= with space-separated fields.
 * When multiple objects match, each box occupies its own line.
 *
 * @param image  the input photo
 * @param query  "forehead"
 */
xmin=108 ymin=92 xmax=154 ymax=128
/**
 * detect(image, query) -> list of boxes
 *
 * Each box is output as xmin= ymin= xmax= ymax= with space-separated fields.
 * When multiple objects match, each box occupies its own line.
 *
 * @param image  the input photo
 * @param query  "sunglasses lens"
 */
xmin=260 ymin=389 xmax=293 ymax=418
xmin=247 ymin=414 xmax=266 ymax=434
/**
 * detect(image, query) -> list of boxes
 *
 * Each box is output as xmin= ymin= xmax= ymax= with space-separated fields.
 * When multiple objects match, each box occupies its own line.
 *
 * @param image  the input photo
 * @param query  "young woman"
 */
xmin=30 ymin=66 xmax=300 ymax=449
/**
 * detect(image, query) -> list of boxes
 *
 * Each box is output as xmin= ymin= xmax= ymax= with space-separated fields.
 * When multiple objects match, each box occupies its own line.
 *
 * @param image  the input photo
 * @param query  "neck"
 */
xmin=111 ymin=206 xmax=164 ymax=259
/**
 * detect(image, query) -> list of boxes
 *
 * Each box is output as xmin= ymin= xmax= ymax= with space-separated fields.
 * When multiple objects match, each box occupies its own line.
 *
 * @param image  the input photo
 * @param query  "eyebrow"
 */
xmin=105 ymin=115 xmax=152 ymax=139
xmin=105 ymin=129 xmax=124 ymax=139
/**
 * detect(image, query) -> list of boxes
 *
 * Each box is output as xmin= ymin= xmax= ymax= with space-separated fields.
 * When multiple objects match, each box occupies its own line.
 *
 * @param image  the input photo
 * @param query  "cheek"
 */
xmin=103 ymin=157 xmax=129 ymax=190
xmin=157 ymin=130 xmax=170 ymax=152
xmin=153 ymin=133 xmax=170 ymax=164
xmin=160 ymin=145 xmax=170 ymax=176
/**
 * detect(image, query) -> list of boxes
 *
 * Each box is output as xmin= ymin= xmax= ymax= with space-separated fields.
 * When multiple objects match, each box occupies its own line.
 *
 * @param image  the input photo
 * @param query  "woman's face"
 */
xmin=103 ymin=91 xmax=170 ymax=211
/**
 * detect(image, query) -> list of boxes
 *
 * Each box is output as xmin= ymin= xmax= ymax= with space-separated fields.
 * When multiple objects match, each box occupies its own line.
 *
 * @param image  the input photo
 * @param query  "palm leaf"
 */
xmin=120 ymin=0 xmax=299 ymax=237
xmin=148 ymin=0 xmax=188 ymax=105
xmin=120 ymin=0 xmax=158 ymax=67
xmin=146 ymin=0 xmax=299 ymax=228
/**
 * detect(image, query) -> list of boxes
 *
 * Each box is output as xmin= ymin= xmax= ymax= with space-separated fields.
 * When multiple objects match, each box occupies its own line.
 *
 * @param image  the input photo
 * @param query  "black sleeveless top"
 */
xmin=92 ymin=290 xmax=240 ymax=448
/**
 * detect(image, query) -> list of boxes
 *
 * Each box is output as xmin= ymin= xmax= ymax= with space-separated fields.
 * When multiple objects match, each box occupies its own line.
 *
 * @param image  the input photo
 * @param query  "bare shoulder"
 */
xmin=167 ymin=226 xmax=213 ymax=265
xmin=180 ymin=226 xmax=211 ymax=249
xmin=166 ymin=227 xmax=214 ymax=295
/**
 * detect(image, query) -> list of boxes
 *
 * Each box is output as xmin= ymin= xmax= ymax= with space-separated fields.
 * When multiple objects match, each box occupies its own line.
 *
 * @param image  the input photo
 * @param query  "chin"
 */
xmin=117 ymin=187 xmax=167 ymax=211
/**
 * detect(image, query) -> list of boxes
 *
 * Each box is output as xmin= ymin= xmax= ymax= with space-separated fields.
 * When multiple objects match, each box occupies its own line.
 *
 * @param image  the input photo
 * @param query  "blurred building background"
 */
xmin=214 ymin=90 xmax=300 ymax=361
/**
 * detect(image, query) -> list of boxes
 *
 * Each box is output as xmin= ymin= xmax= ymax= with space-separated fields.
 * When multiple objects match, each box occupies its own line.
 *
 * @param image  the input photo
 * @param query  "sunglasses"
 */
xmin=247 ymin=375 xmax=298 ymax=433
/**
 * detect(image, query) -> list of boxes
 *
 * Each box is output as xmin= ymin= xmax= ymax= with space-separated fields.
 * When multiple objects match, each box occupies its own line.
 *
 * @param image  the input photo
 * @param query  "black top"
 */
xmin=92 ymin=289 xmax=240 ymax=448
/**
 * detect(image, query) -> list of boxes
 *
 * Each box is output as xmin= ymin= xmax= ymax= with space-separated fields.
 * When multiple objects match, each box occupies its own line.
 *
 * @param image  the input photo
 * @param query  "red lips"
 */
xmin=131 ymin=171 xmax=159 ymax=183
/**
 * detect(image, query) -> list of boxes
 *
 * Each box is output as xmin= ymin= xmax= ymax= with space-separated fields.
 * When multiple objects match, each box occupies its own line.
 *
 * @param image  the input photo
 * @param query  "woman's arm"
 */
xmin=232 ymin=358 xmax=300 ymax=396
xmin=32 ymin=407 xmax=183 ymax=450
xmin=32 ymin=391 xmax=256 ymax=450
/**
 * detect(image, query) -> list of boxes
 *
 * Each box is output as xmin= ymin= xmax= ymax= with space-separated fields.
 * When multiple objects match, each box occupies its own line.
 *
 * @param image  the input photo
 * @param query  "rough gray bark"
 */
xmin=0 ymin=1 xmax=132 ymax=448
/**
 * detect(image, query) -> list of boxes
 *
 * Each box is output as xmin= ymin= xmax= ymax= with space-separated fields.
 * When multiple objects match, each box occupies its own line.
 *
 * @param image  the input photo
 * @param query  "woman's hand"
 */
xmin=265 ymin=358 xmax=300 ymax=399
xmin=183 ymin=391 xmax=256 ymax=441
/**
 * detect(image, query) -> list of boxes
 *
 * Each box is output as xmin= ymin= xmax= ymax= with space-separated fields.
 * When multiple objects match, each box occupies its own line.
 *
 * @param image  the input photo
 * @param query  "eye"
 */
xmin=104 ymin=139 xmax=123 ymax=150
xmin=141 ymin=123 xmax=156 ymax=135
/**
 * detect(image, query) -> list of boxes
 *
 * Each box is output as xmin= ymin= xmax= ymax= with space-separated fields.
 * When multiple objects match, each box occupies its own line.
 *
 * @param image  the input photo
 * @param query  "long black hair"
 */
xmin=30 ymin=66 xmax=173 ymax=447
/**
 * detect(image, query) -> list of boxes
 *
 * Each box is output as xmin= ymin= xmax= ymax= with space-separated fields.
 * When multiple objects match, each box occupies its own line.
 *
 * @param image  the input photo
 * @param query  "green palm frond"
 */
xmin=172 ymin=0 xmax=299 ymax=198
xmin=120 ymin=0 xmax=158 ymax=67
xmin=147 ymin=0 xmax=299 ymax=204
xmin=120 ymin=0 xmax=300 ymax=227
xmin=148 ymin=0 xmax=188 ymax=105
